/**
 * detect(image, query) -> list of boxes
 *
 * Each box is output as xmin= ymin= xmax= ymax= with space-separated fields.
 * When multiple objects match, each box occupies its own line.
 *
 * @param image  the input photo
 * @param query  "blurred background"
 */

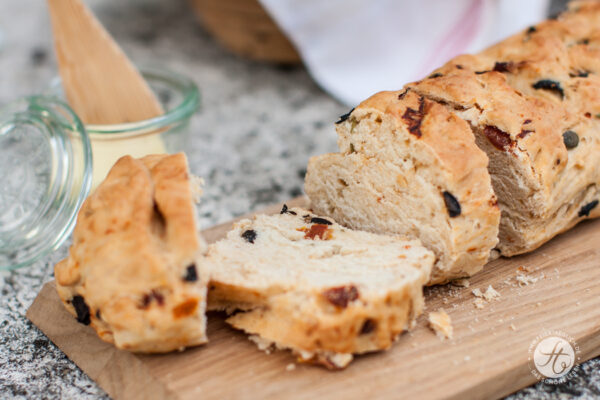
xmin=0 ymin=0 xmax=570 ymax=223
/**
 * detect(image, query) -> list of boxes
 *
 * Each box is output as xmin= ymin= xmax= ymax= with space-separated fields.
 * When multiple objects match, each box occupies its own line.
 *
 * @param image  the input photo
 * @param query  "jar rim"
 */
xmin=48 ymin=66 xmax=200 ymax=136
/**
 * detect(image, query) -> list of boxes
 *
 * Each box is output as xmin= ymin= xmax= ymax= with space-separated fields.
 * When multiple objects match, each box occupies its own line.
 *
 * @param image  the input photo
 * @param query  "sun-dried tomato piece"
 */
xmin=173 ymin=298 xmax=198 ymax=318
xmin=484 ymin=125 xmax=514 ymax=150
xmin=304 ymin=224 xmax=332 ymax=240
xmin=322 ymin=286 xmax=359 ymax=308
xmin=402 ymin=96 xmax=427 ymax=138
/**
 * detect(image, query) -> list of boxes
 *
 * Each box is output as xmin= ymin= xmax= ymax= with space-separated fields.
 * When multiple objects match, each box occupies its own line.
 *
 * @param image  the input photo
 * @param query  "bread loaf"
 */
xmin=305 ymin=91 xmax=500 ymax=284
xmin=206 ymin=206 xmax=434 ymax=368
xmin=307 ymin=2 xmax=600 ymax=267
xmin=408 ymin=1 xmax=600 ymax=256
xmin=55 ymin=153 xmax=209 ymax=353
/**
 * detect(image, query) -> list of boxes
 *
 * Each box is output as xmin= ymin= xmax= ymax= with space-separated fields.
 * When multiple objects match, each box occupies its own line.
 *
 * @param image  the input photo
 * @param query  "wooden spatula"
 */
xmin=46 ymin=0 xmax=163 ymax=124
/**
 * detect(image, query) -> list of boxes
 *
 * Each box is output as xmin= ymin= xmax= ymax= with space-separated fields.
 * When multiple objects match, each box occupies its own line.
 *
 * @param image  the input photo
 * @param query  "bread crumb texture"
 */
xmin=428 ymin=309 xmax=453 ymax=340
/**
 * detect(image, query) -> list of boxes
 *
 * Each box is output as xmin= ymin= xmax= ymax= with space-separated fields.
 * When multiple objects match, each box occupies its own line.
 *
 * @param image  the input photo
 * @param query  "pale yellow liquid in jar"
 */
xmin=70 ymin=129 xmax=167 ymax=191
xmin=89 ymin=132 xmax=167 ymax=189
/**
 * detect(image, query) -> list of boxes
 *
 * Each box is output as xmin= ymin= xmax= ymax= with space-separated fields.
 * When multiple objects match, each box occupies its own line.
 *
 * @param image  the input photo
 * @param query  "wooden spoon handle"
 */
xmin=47 ymin=0 xmax=163 ymax=125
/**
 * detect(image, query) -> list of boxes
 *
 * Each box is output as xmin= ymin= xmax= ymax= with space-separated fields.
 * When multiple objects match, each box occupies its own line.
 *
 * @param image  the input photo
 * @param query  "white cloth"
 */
xmin=258 ymin=0 xmax=550 ymax=106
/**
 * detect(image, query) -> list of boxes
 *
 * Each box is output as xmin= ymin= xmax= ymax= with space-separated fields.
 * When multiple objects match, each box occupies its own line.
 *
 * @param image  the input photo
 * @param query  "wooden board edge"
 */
xmin=26 ymin=282 xmax=177 ymax=400
xmin=454 ymin=327 xmax=600 ymax=400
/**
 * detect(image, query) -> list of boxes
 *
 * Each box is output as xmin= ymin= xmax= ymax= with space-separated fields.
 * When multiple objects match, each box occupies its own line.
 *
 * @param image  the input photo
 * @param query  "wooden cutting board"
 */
xmin=27 ymin=197 xmax=600 ymax=400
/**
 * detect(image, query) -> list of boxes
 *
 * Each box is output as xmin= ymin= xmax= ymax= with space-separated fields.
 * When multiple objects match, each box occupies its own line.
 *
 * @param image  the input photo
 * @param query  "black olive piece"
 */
xmin=310 ymin=217 xmax=332 ymax=225
xmin=569 ymin=70 xmax=589 ymax=78
xmin=475 ymin=70 xmax=489 ymax=75
xmin=428 ymin=73 xmax=443 ymax=79
xmin=532 ymin=80 xmax=564 ymax=99
xmin=579 ymin=200 xmax=599 ymax=217
xmin=493 ymin=62 xmax=512 ymax=73
xmin=335 ymin=108 xmax=355 ymax=124
xmin=72 ymin=295 xmax=91 ymax=325
xmin=95 ymin=310 xmax=101 ymax=320
xmin=443 ymin=191 xmax=461 ymax=218
xmin=527 ymin=26 xmax=537 ymax=34
xmin=360 ymin=319 xmax=377 ymax=334
xmin=183 ymin=264 xmax=198 ymax=282
xmin=280 ymin=204 xmax=297 ymax=215
xmin=241 ymin=229 xmax=257 ymax=243
xmin=562 ymin=130 xmax=579 ymax=149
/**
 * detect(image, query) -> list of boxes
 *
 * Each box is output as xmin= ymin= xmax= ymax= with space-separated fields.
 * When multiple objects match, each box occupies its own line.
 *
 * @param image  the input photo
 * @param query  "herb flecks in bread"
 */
xmin=54 ymin=153 xmax=209 ymax=353
xmin=206 ymin=207 xmax=434 ymax=368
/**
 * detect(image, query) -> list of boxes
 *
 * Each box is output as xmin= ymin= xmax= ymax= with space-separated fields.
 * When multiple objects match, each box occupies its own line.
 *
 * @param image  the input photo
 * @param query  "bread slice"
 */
xmin=55 ymin=153 xmax=209 ymax=353
xmin=206 ymin=206 xmax=434 ymax=368
xmin=305 ymin=90 xmax=500 ymax=285
xmin=408 ymin=2 xmax=600 ymax=256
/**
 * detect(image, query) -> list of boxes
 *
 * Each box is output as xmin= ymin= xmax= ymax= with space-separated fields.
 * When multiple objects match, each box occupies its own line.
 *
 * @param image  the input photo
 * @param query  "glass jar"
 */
xmin=0 ymin=66 xmax=200 ymax=270
xmin=47 ymin=66 xmax=200 ymax=188
xmin=0 ymin=97 xmax=92 ymax=270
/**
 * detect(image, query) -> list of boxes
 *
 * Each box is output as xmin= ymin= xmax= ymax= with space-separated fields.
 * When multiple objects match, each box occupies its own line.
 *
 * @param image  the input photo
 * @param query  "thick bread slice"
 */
xmin=305 ymin=91 xmax=500 ymax=285
xmin=206 ymin=207 xmax=434 ymax=368
xmin=408 ymin=2 xmax=600 ymax=256
xmin=54 ymin=153 xmax=209 ymax=353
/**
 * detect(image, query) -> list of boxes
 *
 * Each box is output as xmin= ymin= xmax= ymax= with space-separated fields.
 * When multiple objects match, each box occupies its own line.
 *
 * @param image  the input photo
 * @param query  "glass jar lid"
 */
xmin=0 ymin=96 xmax=92 ymax=270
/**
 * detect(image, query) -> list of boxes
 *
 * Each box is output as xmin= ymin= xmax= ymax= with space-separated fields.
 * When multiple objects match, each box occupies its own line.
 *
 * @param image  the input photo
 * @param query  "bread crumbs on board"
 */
xmin=515 ymin=265 xmax=541 ymax=286
xmin=471 ymin=285 xmax=500 ymax=308
xmin=451 ymin=278 xmax=470 ymax=288
xmin=428 ymin=309 xmax=453 ymax=339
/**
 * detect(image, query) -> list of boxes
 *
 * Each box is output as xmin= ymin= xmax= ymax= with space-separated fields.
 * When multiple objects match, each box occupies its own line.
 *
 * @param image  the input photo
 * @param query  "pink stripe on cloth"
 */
xmin=417 ymin=0 xmax=484 ymax=78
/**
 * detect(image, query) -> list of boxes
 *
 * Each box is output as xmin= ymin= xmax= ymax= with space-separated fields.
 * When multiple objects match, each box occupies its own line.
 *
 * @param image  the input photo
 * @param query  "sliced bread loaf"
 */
xmin=206 ymin=206 xmax=434 ymax=368
xmin=408 ymin=2 xmax=600 ymax=256
xmin=305 ymin=90 xmax=500 ymax=284
xmin=55 ymin=153 xmax=209 ymax=353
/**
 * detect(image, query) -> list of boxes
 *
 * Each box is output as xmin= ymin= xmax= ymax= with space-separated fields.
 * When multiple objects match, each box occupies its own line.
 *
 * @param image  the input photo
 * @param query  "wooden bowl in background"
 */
xmin=188 ymin=0 xmax=301 ymax=64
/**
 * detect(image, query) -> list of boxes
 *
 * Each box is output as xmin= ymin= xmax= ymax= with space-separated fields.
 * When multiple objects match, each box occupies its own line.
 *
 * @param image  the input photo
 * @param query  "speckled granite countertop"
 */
xmin=0 ymin=0 xmax=598 ymax=399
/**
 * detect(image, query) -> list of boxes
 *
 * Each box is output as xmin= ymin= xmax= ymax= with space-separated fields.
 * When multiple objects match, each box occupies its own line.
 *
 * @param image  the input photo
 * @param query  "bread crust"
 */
xmin=55 ymin=153 xmax=209 ymax=353
xmin=408 ymin=2 xmax=600 ymax=255
xmin=306 ymin=91 xmax=499 ymax=284
xmin=206 ymin=208 xmax=434 ymax=367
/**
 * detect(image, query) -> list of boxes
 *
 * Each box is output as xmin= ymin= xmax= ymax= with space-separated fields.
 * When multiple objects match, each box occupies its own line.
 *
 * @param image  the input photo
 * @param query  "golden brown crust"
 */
xmin=55 ymin=153 xmax=208 ymax=353
xmin=407 ymin=3 xmax=600 ymax=255
xmin=357 ymin=90 xmax=494 ymax=195
xmin=205 ymin=208 xmax=434 ymax=367
xmin=307 ymin=90 xmax=499 ymax=284
xmin=226 ymin=284 xmax=422 ymax=356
